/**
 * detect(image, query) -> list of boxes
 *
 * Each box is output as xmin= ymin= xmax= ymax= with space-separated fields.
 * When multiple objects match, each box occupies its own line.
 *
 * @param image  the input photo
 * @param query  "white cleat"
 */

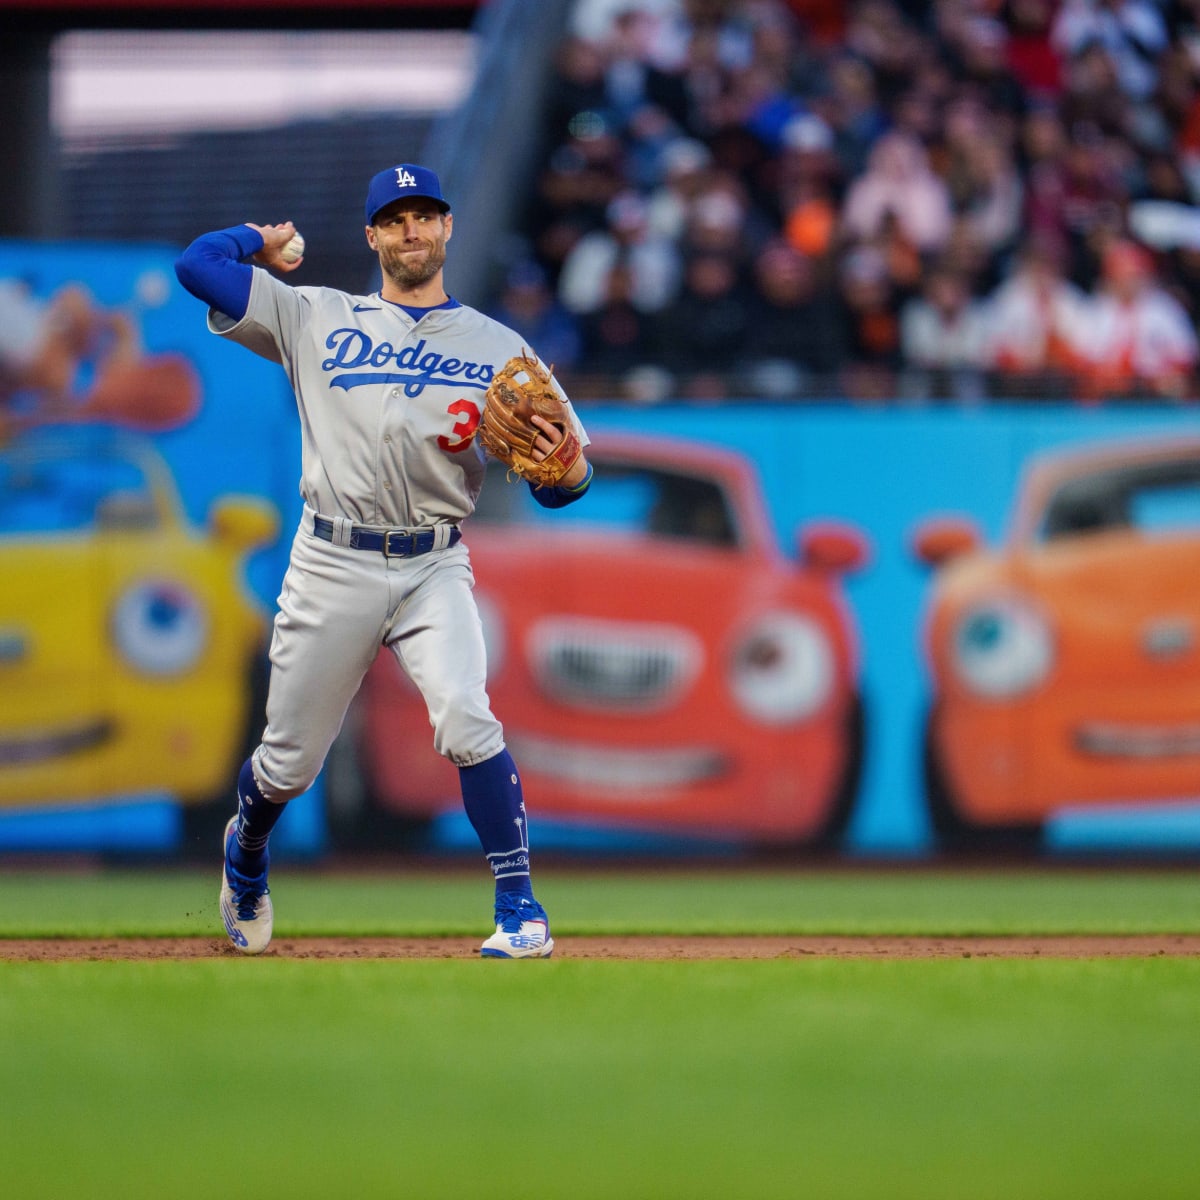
xmin=220 ymin=817 xmax=273 ymax=955
xmin=481 ymin=895 xmax=554 ymax=959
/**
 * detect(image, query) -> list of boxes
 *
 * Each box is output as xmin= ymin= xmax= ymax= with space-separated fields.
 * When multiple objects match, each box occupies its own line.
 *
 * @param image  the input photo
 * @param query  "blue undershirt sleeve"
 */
xmin=528 ymin=462 xmax=594 ymax=509
xmin=174 ymin=225 xmax=265 ymax=321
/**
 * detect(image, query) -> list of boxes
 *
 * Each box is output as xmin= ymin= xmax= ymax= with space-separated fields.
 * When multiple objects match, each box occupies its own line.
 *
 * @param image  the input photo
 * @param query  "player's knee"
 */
xmin=433 ymin=707 xmax=503 ymax=767
xmin=251 ymin=745 xmax=321 ymax=803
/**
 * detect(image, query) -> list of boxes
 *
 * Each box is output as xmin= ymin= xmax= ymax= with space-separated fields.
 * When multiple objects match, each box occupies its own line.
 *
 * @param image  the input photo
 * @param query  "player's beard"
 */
xmin=379 ymin=238 xmax=447 ymax=290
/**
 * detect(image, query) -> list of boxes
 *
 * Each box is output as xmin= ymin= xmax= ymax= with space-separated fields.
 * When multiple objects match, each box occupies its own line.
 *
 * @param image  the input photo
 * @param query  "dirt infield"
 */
xmin=3 ymin=935 xmax=1200 ymax=961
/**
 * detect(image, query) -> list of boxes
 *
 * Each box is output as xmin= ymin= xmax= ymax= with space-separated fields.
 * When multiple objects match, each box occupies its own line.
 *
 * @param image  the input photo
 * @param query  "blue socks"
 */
xmin=227 ymin=751 xmax=533 ymax=904
xmin=229 ymin=758 xmax=285 ymax=877
xmin=459 ymin=748 xmax=536 ymax=902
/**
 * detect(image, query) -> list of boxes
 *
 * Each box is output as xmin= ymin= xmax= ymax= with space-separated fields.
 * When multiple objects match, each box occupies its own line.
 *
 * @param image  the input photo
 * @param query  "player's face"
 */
xmin=367 ymin=200 xmax=452 ymax=290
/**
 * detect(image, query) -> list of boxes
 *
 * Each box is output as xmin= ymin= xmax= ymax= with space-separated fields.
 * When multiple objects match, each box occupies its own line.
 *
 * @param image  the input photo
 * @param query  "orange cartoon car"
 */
xmin=344 ymin=433 xmax=870 ymax=848
xmin=913 ymin=436 xmax=1200 ymax=848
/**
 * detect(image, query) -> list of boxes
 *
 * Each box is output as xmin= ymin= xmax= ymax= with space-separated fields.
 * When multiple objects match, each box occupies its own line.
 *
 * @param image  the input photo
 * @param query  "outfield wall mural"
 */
xmin=3 ymin=240 xmax=1200 ymax=857
xmin=0 ymin=240 xmax=317 ymax=854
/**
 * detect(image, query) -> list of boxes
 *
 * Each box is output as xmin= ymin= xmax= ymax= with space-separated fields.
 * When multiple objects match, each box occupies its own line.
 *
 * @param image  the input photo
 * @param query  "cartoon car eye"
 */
xmin=111 ymin=580 xmax=208 ymax=675
xmin=951 ymin=596 xmax=1053 ymax=698
xmin=729 ymin=612 xmax=834 ymax=723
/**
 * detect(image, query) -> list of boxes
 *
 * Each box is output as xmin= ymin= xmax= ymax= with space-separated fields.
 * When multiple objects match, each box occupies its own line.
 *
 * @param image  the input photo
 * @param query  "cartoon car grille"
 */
xmin=530 ymin=619 xmax=703 ymax=710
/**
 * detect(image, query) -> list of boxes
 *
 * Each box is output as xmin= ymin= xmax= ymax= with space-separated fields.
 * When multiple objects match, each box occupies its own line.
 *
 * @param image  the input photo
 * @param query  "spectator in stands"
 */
xmin=842 ymin=0 xmax=927 ymax=105
xmin=542 ymin=124 xmax=629 ymax=227
xmin=488 ymin=261 xmax=583 ymax=377
xmin=557 ymin=189 xmax=682 ymax=317
xmin=776 ymin=113 xmax=841 ymax=259
xmin=899 ymin=262 xmax=992 ymax=402
xmin=1057 ymin=39 xmax=1135 ymax=140
xmin=1005 ymin=0 xmax=1064 ymax=100
xmin=1019 ymin=103 xmax=1074 ymax=247
xmin=870 ymin=209 xmax=926 ymax=307
xmin=645 ymin=136 xmax=714 ymax=240
xmin=940 ymin=96 xmax=1024 ymax=259
xmin=1072 ymin=238 xmax=1200 ymax=401
xmin=602 ymin=4 xmax=692 ymax=134
xmin=740 ymin=238 xmax=848 ymax=397
xmin=782 ymin=171 xmax=839 ymax=260
xmin=679 ymin=175 xmax=757 ymax=259
xmin=840 ymin=130 xmax=954 ymax=254
xmin=656 ymin=250 xmax=751 ymax=398
xmin=935 ymin=10 xmax=1027 ymax=120
xmin=545 ymin=35 xmax=611 ymax=144
xmin=1055 ymin=128 xmax=1132 ymax=280
xmin=575 ymin=259 xmax=663 ymax=385
xmin=890 ymin=57 xmax=957 ymax=149
xmin=836 ymin=242 xmax=902 ymax=401
xmin=816 ymin=52 xmax=889 ymax=180
xmin=1051 ymin=0 xmax=1168 ymax=102
xmin=985 ymin=232 xmax=1091 ymax=390
xmin=514 ymin=0 xmax=1200 ymax=403
xmin=530 ymin=127 xmax=628 ymax=272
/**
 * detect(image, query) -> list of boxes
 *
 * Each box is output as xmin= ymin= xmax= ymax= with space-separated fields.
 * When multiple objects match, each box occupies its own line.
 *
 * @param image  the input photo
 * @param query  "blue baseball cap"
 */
xmin=365 ymin=163 xmax=451 ymax=223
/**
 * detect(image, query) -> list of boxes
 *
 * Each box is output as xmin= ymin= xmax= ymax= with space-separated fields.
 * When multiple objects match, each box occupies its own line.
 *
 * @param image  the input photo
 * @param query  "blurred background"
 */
xmin=5 ymin=0 xmax=1200 ymax=862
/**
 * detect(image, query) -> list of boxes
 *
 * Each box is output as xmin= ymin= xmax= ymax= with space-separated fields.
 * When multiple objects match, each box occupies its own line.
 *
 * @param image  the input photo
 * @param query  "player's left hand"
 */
xmin=530 ymin=415 xmax=589 ymax=488
xmin=529 ymin=414 xmax=561 ymax=460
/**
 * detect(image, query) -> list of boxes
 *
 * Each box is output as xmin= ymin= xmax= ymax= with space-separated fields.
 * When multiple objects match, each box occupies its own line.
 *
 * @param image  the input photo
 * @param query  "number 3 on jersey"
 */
xmin=438 ymin=398 xmax=481 ymax=453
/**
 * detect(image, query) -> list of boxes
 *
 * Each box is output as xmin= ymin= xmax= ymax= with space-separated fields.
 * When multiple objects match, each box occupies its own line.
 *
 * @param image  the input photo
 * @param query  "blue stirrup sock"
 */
xmin=459 ymin=747 xmax=536 ymax=903
xmin=229 ymin=758 xmax=286 ymax=876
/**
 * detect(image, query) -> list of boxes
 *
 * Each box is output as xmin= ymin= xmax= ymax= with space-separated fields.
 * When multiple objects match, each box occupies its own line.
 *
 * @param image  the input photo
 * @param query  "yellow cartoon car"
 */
xmin=0 ymin=427 xmax=277 ymax=812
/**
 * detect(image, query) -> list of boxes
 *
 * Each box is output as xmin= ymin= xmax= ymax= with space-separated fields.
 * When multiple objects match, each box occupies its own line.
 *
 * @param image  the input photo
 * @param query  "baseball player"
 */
xmin=174 ymin=163 xmax=592 ymax=958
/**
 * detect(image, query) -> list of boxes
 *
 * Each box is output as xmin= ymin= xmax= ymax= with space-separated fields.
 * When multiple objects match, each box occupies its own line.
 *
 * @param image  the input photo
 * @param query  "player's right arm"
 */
xmin=175 ymin=225 xmax=263 ymax=320
xmin=174 ymin=222 xmax=301 ymax=319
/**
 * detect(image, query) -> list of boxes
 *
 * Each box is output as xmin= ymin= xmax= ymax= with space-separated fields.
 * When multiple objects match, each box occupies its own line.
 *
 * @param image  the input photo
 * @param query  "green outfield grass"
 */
xmin=2 ymin=866 xmax=1199 ymax=1199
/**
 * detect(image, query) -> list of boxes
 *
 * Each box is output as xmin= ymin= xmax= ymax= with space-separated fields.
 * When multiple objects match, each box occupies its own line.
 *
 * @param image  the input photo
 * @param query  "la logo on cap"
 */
xmin=396 ymin=168 xmax=417 ymax=188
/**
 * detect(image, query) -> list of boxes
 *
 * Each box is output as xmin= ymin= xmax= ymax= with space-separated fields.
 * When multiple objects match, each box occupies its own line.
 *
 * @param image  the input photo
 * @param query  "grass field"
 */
xmin=2 ymin=865 xmax=1199 ymax=1199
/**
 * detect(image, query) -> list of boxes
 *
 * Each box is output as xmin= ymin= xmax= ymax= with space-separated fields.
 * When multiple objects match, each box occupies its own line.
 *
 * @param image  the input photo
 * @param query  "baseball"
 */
xmin=280 ymin=232 xmax=305 ymax=264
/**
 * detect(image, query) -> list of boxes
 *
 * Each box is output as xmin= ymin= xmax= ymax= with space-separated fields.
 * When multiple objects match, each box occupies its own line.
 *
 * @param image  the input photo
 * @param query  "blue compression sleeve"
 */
xmin=529 ymin=461 xmax=593 ymax=509
xmin=174 ymin=225 xmax=265 ymax=321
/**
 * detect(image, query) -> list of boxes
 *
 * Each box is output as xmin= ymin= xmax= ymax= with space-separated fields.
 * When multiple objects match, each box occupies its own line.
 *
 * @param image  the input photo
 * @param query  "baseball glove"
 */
xmin=477 ymin=352 xmax=582 ymax=488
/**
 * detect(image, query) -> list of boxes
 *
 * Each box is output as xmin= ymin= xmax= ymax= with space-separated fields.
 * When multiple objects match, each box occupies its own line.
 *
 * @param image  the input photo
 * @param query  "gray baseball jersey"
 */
xmin=208 ymin=268 xmax=589 ymax=800
xmin=210 ymin=269 xmax=587 ymax=525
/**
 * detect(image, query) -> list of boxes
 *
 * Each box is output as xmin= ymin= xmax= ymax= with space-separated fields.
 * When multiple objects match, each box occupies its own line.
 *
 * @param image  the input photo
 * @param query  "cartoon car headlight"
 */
xmin=729 ymin=612 xmax=834 ymax=723
xmin=951 ymin=595 xmax=1053 ymax=698
xmin=111 ymin=580 xmax=208 ymax=676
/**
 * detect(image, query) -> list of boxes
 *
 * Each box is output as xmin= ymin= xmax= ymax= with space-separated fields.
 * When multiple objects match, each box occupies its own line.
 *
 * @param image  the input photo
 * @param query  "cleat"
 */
xmin=481 ymin=895 xmax=554 ymax=959
xmin=219 ymin=817 xmax=273 ymax=955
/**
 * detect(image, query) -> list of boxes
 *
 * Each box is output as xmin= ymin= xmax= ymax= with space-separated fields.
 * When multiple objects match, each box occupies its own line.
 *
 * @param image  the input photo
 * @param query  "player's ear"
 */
xmin=365 ymin=224 xmax=378 ymax=251
xmin=444 ymin=213 xmax=453 ymax=243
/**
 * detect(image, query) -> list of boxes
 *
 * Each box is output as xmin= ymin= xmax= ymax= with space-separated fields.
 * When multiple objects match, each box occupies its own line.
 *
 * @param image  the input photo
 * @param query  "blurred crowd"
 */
xmin=487 ymin=0 xmax=1200 ymax=404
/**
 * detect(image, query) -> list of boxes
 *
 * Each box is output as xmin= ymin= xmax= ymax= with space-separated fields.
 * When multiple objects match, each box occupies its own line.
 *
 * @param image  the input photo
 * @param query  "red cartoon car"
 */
xmin=913 ymin=435 xmax=1200 ymax=849
xmin=338 ymin=432 xmax=870 ymax=848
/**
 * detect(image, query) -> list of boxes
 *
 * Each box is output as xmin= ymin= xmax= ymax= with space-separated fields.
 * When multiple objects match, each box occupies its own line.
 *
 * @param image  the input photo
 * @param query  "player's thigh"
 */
xmin=387 ymin=551 xmax=501 ymax=761
xmin=261 ymin=535 xmax=391 ymax=768
xmin=389 ymin=551 xmax=489 ymax=698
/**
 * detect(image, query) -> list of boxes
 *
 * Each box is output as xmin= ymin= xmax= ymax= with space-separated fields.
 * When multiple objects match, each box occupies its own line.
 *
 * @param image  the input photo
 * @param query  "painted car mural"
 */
xmin=913 ymin=436 xmax=1200 ymax=847
xmin=348 ymin=432 xmax=871 ymax=847
xmin=0 ymin=426 xmax=278 ymax=810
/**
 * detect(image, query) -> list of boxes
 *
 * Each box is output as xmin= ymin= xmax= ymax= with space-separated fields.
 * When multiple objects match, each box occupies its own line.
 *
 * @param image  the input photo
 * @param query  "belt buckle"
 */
xmin=382 ymin=528 xmax=413 ymax=558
